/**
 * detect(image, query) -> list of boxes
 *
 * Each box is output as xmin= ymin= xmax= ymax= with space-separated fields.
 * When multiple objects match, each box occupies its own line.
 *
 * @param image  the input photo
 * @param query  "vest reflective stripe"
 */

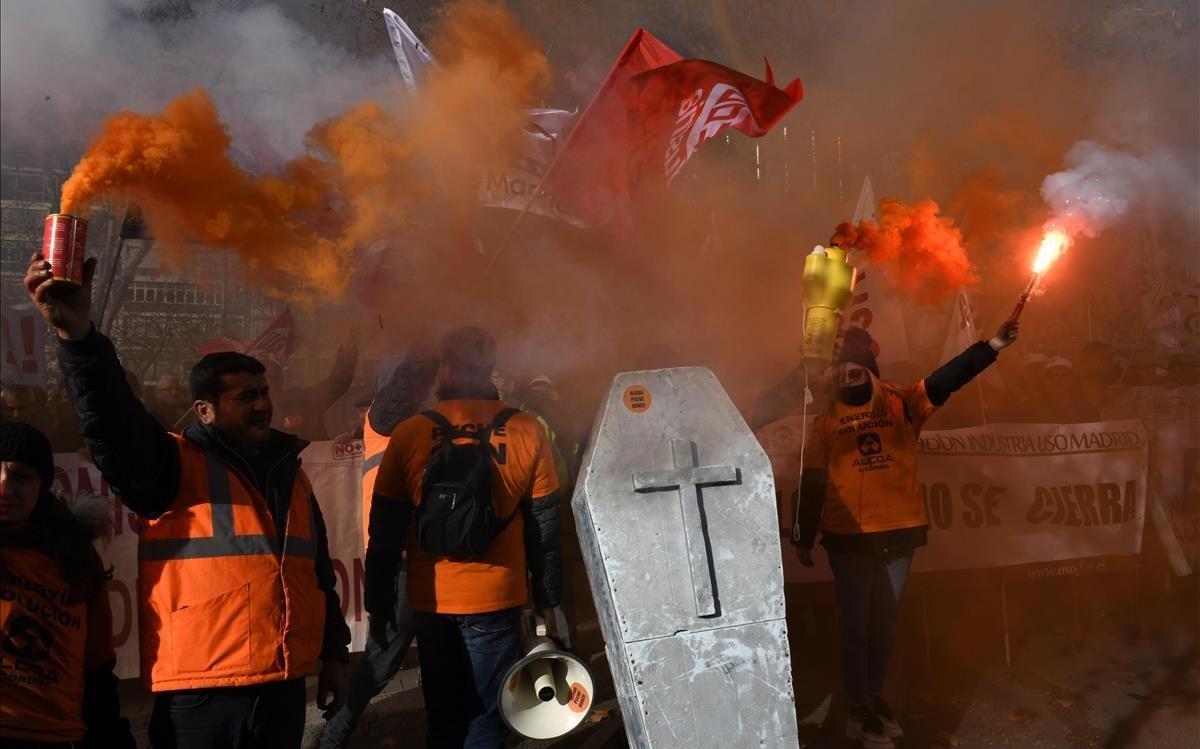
xmin=139 ymin=534 xmax=317 ymax=562
xmin=361 ymin=449 xmax=385 ymax=476
xmin=137 ymin=455 xmax=318 ymax=562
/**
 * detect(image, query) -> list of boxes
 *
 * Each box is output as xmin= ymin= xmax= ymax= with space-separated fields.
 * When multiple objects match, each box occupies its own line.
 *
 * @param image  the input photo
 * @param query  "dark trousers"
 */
xmin=413 ymin=607 xmax=524 ymax=749
xmin=147 ymin=678 xmax=306 ymax=749
xmin=827 ymin=548 xmax=914 ymax=707
xmin=320 ymin=570 xmax=415 ymax=749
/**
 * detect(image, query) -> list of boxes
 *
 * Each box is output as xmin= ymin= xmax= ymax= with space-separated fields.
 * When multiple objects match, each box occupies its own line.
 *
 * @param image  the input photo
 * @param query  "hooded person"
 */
xmin=793 ymin=321 xmax=1018 ymax=749
xmin=1 ymin=420 xmax=135 ymax=748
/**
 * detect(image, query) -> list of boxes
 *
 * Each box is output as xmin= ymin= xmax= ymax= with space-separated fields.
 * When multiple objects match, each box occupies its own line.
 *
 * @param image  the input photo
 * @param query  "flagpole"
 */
xmin=487 ymin=29 xmax=656 ymax=270
xmin=485 ymin=189 xmax=542 ymax=271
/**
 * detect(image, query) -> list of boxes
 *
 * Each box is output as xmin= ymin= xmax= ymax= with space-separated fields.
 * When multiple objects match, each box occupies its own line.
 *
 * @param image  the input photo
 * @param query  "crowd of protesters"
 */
xmin=3 ymin=245 xmax=1196 ymax=749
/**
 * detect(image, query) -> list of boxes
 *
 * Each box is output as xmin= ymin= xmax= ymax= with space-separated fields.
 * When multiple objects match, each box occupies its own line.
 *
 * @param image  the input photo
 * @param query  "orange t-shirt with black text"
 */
xmin=1 ymin=547 xmax=115 ymax=742
xmin=803 ymin=380 xmax=938 ymax=534
xmin=373 ymin=400 xmax=560 ymax=614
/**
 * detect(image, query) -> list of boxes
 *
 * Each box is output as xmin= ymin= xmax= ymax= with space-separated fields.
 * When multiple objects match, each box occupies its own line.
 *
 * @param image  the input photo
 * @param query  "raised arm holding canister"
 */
xmin=23 ymin=252 xmax=350 ymax=749
xmin=793 ymin=321 xmax=1018 ymax=749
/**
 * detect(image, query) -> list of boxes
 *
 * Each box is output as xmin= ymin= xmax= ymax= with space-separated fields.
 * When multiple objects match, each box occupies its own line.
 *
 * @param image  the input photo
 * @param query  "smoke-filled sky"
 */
xmin=2 ymin=0 xmax=1197 ymax=408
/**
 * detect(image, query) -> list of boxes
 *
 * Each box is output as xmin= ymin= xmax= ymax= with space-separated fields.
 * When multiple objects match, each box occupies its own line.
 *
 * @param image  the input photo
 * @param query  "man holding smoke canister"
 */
xmin=23 ymin=253 xmax=350 ymax=748
xmin=794 ymin=321 xmax=1018 ymax=749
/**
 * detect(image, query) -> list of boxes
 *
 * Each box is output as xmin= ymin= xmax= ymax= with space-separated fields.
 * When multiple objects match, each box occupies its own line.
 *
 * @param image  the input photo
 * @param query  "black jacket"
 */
xmin=57 ymin=327 xmax=350 ymax=664
xmin=795 ymin=340 xmax=999 ymax=555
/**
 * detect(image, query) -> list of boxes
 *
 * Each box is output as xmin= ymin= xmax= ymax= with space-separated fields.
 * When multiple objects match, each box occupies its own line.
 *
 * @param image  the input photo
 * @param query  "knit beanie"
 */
xmin=837 ymin=327 xmax=881 ymax=378
xmin=0 ymin=420 xmax=55 ymax=487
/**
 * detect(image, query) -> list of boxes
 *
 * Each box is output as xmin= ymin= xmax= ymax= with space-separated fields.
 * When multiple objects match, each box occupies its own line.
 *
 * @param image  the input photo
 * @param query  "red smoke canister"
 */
xmin=41 ymin=213 xmax=88 ymax=285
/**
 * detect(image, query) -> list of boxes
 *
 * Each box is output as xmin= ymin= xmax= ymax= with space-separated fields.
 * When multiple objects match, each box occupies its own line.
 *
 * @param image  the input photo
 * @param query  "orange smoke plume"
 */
xmin=61 ymin=90 xmax=342 ymax=300
xmin=949 ymin=168 xmax=1034 ymax=250
xmin=830 ymin=198 xmax=978 ymax=302
xmin=58 ymin=0 xmax=549 ymax=303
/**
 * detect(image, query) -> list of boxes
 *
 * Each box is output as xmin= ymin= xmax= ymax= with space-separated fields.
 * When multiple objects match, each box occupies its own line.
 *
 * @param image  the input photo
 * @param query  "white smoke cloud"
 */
xmin=0 ymin=0 xmax=398 ymax=164
xmin=1040 ymin=139 xmax=1194 ymax=237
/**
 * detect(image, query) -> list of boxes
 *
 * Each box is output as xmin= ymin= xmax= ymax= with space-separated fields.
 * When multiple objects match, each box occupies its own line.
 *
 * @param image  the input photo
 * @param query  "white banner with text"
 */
xmin=754 ymin=419 xmax=1150 ymax=584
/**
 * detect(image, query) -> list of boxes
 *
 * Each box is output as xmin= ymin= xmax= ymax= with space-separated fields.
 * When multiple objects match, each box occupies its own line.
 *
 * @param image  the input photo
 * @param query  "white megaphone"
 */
xmin=498 ymin=615 xmax=594 ymax=739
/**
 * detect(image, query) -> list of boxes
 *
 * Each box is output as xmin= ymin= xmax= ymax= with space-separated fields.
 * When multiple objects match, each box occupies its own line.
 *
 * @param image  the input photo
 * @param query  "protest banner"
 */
xmin=756 ymin=419 xmax=1150 ymax=584
xmin=1 ymin=301 xmax=47 ymax=386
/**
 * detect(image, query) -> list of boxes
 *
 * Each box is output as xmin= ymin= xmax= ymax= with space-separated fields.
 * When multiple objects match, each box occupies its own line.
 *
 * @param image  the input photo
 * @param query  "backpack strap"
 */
xmin=422 ymin=410 xmax=456 ymax=447
xmin=484 ymin=408 xmax=524 ymax=531
xmin=473 ymin=407 xmax=520 ymax=460
xmin=488 ymin=407 xmax=521 ymax=433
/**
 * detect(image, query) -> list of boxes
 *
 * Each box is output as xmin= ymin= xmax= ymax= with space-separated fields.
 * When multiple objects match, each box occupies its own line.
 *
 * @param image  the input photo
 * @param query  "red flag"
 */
xmin=245 ymin=308 xmax=298 ymax=364
xmin=197 ymin=309 xmax=298 ymax=365
xmin=542 ymin=29 xmax=802 ymax=232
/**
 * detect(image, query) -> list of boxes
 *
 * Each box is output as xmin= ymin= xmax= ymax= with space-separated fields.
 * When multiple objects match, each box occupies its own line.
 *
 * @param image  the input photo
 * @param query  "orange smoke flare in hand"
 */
xmin=829 ymin=198 xmax=978 ymax=303
xmin=1031 ymin=228 xmax=1070 ymax=274
xmin=56 ymin=0 xmax=550 ymax=304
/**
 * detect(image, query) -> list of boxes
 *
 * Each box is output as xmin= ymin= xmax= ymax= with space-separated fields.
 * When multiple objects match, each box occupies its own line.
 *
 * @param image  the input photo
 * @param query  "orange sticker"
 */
xmin=623 ymin=385 xmax=652 ymax=413
xmin=567 ymin=682 xmax=590 ymax=713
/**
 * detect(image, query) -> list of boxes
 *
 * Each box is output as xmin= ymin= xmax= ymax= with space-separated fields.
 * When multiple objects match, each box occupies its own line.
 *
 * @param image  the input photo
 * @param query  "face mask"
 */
xmin=839 ymin=381 xmax=873 ymax=406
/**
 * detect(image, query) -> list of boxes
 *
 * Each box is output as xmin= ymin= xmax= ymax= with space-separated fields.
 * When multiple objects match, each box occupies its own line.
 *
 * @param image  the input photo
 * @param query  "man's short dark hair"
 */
xmin=190 ymin=352 xmax=267 ymax=402
xmin=440 ymin=326 xmax=496 ymax=379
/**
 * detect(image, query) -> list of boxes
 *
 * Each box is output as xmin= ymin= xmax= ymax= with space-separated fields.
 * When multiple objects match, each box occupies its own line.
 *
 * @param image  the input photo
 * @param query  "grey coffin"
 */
xmin=572 ymin=367 xmax=799 ymax=748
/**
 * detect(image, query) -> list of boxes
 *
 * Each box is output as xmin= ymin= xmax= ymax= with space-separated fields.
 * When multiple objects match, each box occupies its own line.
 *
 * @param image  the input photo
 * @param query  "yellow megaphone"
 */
xmin=801 ymin=244 xmax=857 ymax=366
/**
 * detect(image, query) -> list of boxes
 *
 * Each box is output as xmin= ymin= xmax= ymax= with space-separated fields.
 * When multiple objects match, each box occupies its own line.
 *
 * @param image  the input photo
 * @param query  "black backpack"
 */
xmin=416 ymin=407 xmax=520 ymax=557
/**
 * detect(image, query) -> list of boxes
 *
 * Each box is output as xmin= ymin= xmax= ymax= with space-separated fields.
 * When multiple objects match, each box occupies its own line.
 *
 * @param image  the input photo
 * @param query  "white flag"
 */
xmin=851 ymin=175 xmax=876 ymax=225
xmin=941 ymin=289 xmax=1004 ymax=390
xmin=382 ymin=8 xmax=580 ymax=225
xmin=477 ymin=108 xmax=583 ymax=225
xmin=843 ymin=177 xmax=911 ymax=363
xmin=383 ymin=8 xmax=436 ymax=94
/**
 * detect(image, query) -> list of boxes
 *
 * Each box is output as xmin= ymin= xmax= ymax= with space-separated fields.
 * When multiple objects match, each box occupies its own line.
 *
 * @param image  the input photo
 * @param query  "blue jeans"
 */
xmin=413 ymin=607 xmax=524 ymax=749
xmin=827 ymin=549 xmax=914 ymax=707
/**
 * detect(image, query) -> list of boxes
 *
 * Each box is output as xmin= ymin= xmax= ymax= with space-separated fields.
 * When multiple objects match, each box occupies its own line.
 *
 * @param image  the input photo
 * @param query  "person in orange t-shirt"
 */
xmin=1 ymin=420 xmax=134 ymax=748
xmin=794 ymin=322 xmax=1018 ymax=749
xmin=365 ymin=326 xmax=561 ymax=749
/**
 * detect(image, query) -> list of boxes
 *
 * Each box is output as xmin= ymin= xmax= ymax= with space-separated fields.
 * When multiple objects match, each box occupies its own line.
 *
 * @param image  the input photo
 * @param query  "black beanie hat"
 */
xmin=0 ymin=420 xmax=55 ymax=487
xmin=837 ymin=328 xmax=881 ymax=378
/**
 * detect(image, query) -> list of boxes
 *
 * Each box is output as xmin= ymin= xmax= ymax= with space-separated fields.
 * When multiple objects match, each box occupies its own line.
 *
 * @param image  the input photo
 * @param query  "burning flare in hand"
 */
xmin=1032 ymin=228 xmax=1070 ymax=275
xmin=1009 ymin=228 xmax=1071 ymax=323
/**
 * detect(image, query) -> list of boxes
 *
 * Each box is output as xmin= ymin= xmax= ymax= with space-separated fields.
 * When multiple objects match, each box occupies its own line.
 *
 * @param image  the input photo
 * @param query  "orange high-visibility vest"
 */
xmin=360 ymin=413 xmax=390 ymax=546
xmin=136 ymin=436 xmax=325 ymax=691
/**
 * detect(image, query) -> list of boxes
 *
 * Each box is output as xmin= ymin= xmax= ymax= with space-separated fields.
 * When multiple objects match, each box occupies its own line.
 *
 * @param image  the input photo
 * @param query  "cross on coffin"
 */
xmin=632 ymin=438 xmax=740 ymax=618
